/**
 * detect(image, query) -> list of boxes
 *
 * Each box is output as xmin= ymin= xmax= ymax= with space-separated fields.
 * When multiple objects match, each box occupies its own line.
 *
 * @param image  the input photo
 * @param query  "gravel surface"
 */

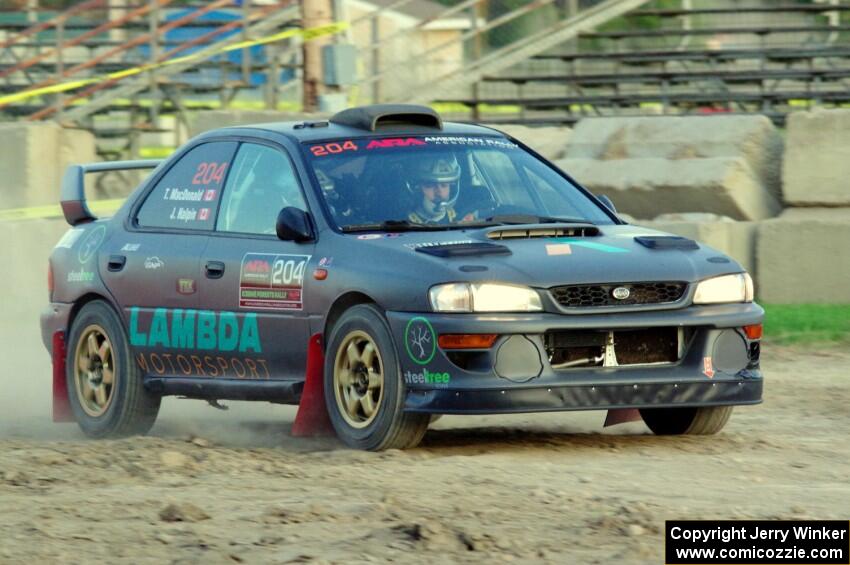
xmin=1 ymin=345 xmax=848 ymax=564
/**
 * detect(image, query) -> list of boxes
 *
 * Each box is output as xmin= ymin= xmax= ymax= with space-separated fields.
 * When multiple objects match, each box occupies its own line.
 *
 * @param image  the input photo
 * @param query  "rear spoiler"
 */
xmin=60 ymin=159 xmax=162 ymax=226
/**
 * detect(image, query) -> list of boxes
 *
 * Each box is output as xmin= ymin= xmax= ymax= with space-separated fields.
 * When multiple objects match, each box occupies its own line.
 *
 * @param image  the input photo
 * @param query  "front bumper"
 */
xmin=387 ymin=303 xmax=764 ymax=414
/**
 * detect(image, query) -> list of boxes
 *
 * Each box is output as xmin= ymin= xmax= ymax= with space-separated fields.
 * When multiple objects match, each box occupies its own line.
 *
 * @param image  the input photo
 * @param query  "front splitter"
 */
xmin=404 ymin=379 xmax=762 ymax=414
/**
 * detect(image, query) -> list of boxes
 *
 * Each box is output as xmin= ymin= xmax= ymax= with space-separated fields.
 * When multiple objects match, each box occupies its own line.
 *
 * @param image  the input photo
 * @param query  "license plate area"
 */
xmin=545 ymin=327 xmax=693 ymax=369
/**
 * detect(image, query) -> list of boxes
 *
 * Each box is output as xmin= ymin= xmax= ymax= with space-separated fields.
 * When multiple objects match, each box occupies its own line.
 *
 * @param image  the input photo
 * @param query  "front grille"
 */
xmin=550 ymin=281 xmax=687 ymax=308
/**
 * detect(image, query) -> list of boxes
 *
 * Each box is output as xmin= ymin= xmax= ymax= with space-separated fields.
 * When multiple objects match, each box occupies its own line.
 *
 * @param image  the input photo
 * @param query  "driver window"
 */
xmin=217 ymin=143 xmax=306 ymax=235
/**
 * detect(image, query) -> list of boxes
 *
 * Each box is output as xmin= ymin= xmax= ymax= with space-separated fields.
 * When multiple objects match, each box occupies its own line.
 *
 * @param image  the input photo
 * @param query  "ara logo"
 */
xmin=404 ymin=317 xmax=436 ymax=365
xmin=404 ymin=368 xmax=451 ymax=386
xmin=129 ymin=308 xmax=261 ymax=353
xmin=244 ymin=259 xmax=270 ymax=273
xmin=366 ymin=138 xmax=426 ymax=149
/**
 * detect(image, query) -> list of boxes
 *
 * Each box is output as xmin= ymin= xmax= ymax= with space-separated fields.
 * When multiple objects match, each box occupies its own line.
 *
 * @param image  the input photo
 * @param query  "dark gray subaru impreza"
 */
xmin=41 ymin=104 xmax=763 ymax=450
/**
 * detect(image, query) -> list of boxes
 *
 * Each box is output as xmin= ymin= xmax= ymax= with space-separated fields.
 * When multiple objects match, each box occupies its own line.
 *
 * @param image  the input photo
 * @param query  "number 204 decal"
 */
xmin=239 ymin=253 xmax=311 ymax=311
xmin=310 ymin=141 xmax=358 ymax=157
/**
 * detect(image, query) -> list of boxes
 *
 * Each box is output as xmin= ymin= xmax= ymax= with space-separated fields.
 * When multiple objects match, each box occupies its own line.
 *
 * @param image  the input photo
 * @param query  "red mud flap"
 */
xmin=52 ymin=331 xmax=74 ymax=423
xmin=603 ymin=408 xmax=642 ymax=427
xmin=291 ymin=334 xmax=336 ymax=438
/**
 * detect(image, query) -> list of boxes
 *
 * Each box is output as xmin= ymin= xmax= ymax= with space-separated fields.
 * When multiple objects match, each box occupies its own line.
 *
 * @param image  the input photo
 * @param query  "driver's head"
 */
xmin=420 ymin=180 xmax=452 ymax=204
xmin=412 ymin=155 xmax=461 ymax=213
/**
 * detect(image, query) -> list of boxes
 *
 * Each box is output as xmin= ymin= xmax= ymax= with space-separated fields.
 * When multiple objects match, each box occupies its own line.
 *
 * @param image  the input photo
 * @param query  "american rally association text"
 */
xmin=670 ymin=525 xmax=848 ymax=544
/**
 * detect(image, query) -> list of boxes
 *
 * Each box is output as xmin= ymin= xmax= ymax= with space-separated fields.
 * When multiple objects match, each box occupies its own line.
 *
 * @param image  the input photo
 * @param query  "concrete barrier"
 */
xmin=0 ymin=219 xmax=69 ymax=413
xmin=557 ymin=114 xmax=783 ymax=221
xmin=636 ymin=217 xmax=757 ymax=279
xmin=756 ymin=208 xmax=850 ymax=303
xmin=783 ymin=110 xmax=850 ymax=206
xmin=190 ymin=110 xmax=324 ymax=137
xmin=560 ymin=156 xmax=781 ymax=221
xmin=484 ymin=124 xmax=571 ymax=161
xmin=0 ymin=123 xmax=96 ymax=209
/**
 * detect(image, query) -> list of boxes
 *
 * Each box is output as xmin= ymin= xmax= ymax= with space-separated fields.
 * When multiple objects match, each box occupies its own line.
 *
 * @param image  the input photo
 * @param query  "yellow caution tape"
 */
xmin=0 ymin=198 xmax=124 ymax=222
xmin=0 ymin=21 xmax=349 ymax=106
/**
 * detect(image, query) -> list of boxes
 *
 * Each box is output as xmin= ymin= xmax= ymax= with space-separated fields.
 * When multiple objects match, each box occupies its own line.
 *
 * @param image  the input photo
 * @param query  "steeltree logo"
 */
xmin=404 ymin=316 xmax=435 ymax=365
xmin=78 ymin=225 xmax=106 ymax=264
xmin=404 ymin=368 xmax=451 ymax=386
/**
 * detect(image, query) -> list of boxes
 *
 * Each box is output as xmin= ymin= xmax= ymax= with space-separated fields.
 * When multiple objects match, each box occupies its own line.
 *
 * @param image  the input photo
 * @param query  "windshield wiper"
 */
xmin=483 ymin=214 xmax=595 ymax=225
xmin=341 ymin=220 xmax=458 ymax=233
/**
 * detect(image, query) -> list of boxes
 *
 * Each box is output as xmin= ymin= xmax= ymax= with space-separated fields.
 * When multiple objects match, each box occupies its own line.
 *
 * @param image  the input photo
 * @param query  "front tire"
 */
xmin=67 ymin=301 xmax=160 ymax=438
xmin=640 ymin=406 xmax=733 ymax=435
xmin=324 ymin=304 xmax=429 ymax=450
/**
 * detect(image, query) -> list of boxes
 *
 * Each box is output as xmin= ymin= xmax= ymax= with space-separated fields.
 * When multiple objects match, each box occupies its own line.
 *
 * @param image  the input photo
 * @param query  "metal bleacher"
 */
xmin=436 ymin=0 xmax=850 ymax=126
xmin=0 ymin=1 xmax=300 ymax=159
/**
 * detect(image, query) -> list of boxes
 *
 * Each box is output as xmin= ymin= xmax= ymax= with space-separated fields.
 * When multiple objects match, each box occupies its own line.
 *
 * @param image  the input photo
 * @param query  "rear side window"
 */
xmin=217 ymin=143 xmax=306 ymax=235
xmin=136 ymin=142 xmax=237 ymax=230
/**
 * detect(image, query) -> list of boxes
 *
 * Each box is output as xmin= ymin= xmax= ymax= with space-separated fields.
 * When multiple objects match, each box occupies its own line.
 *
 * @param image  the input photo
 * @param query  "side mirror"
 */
xmin=596 ymin=194 xmax=617 ymax=214
xmin=276 ymin=207 xmax=314 ymax=242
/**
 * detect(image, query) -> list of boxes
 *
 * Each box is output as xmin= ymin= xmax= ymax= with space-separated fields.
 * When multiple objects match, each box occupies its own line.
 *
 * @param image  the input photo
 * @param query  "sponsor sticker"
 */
xmin=144 ymin=256 xmax=164 ymax=270
xmin=239 ymin=253 xmax=310 ymax=310
xmin=545 ymin=243 xmax=572 ymax=256
xmin=703 ymin=356 xmax=715 ymax=378
xmin=404 ymin=317 xmax=436 ymax=365
xmin=129 ymin=307 xmax=269 ymax=380
xmin=424 ymin=136 xmax=518 ymax=149
xmin=177 ymin=278 xmax=196 ymax=295
xmin=357 ymin=234 xmax=383 ymax=240
xmin=55 ymin=228 xmax=84 ymax=249
xmin=77 ymin=225 xmax=106 ymax=264
xmin=404 ymin=368 xmax=451 ymax=387
xmin=365 ymin=138 xmax=425 ymax=149
xmin=121 ymin=243 xmax=141 ymax=252
xmin=553 ymin=238 xmax=629 ymax=254
xmin=67 ymin=269 xmax=95 ymax=283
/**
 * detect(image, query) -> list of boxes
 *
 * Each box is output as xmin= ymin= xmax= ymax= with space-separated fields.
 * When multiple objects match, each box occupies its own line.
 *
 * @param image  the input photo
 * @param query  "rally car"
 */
xmin=41 ymin=104 xmax=763 ymax=450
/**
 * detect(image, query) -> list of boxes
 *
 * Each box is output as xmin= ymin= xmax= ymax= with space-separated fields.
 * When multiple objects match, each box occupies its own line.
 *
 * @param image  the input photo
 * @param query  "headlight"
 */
xmin=429 ymin=282 xmax=543 ymax=312
xmin=693 ymin=273 xmax=754 ymax=304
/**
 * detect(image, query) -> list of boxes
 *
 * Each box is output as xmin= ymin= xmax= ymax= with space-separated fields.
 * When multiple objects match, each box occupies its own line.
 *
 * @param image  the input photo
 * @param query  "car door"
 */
xmin=199 ymin=141 xmax=316 ymax=381
xmin=106 ymin=141 xmax=238 ymax=378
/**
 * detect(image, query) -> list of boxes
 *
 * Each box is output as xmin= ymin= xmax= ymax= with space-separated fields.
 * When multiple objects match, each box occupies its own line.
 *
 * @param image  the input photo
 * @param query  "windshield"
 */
xmin=303 ymin=135 xmax=614 ymax=231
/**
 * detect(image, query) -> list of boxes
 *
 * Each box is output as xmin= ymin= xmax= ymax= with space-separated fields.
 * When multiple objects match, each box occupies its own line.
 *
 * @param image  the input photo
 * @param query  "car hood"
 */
xmin=349 ymin=223 xmax=744 ymax=289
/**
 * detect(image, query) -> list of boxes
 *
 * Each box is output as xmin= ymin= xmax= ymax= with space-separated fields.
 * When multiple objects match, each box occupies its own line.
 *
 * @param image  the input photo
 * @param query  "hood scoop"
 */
xmin=634 ymin=236 xmax=699 ymax=250
xmin=415 ymin=242 xmax=511 ymax=258
xmin=486 ymin=225 xmax=600 ymax=240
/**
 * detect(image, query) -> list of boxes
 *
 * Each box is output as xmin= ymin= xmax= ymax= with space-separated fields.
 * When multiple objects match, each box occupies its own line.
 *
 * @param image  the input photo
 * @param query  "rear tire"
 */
xmin=640 ymin=406 xmax=733 ymax=435
xmin=66 ymin=301 xmax=160 ymax=438
xmin=324 ymin=304 xmax=429 ymax=450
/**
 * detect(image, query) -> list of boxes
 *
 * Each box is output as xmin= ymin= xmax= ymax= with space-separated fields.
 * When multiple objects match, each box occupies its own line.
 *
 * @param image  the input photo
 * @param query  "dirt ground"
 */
xmin=1 ymin=344 xmax=848 ymax=564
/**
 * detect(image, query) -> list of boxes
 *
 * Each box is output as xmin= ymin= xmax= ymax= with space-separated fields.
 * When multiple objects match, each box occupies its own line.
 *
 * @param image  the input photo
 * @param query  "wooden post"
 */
xmin=148 ymin=0 xmax=160 ymax=130
xmin=241 ymin=0 xmax=252 ymax=85
xmin=302 ymin=0 xmax=333 ymax=112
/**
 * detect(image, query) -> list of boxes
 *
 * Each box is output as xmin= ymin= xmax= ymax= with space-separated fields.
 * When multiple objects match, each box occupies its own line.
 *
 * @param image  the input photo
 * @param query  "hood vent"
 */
xmin=634 ymin=236 xmax=699 ymax=250
xmin=415 ymin=242 xmax=510 ymax=258
xmin=486 ymin=226 xmax=600 ymax=240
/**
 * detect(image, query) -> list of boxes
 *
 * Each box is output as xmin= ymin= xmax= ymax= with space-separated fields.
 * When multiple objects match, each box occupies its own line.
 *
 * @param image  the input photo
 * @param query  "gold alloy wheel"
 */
xmin=73 ymin=324 xmax=116 ymax=417
xmin=333 ymin=330 xmax=385 ymax=429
